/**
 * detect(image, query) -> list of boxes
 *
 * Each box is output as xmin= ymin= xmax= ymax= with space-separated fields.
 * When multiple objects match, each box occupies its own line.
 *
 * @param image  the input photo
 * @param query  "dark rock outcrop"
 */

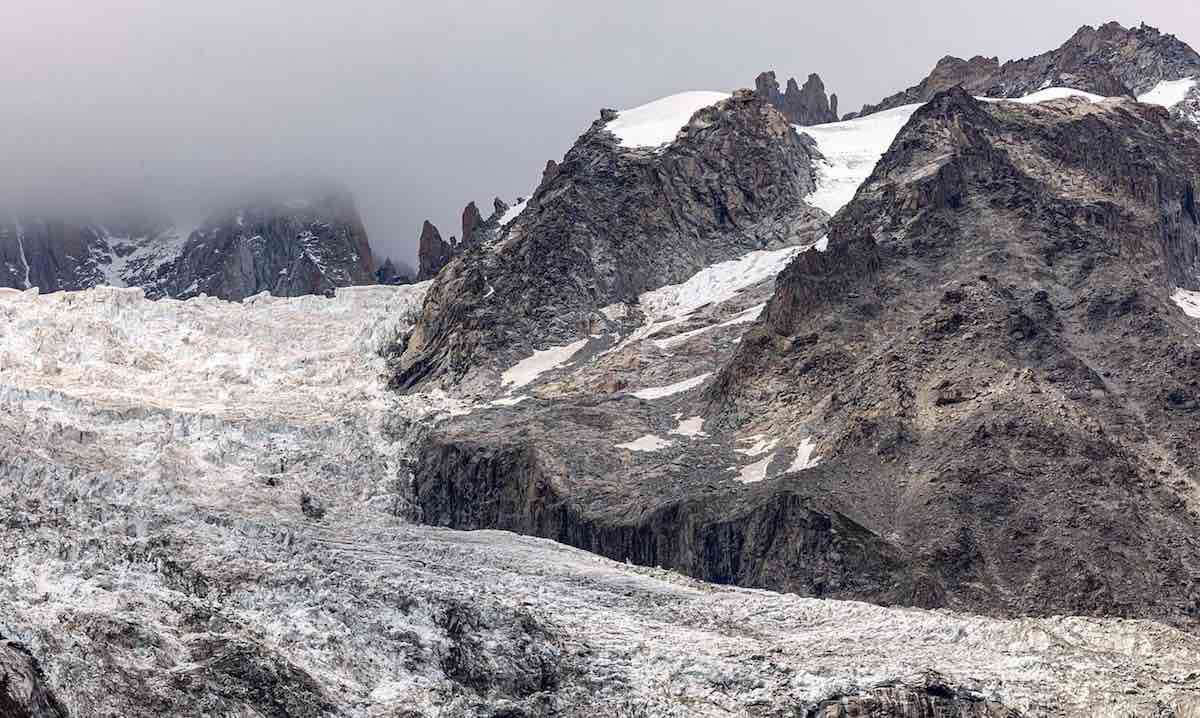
xmin=807 ymin=672 xmax=1020 ymax=718
xmin=164 ymin=187 xmax=376 ymax=301
xmin=0 ymin=638 xmax=69 ymax=718
xmin=416 ymin=220 xmax=455 ymax=280
xmin=850 ymin=21 xmax=1200 ymax=118
xmin=1 ymin=187 xmax=379 ymax=301
xmin=0 ymin=219 xmax=106 ymax=293
xmin=754 ymin=70 xmax=839 ymax=125
xmin=460 ymin=201 xmax=486 ymax=249
xmin=393 ymin=89 xmax=828 ymax=389
xmin=374 ymin=257 xmax=413 ymax=285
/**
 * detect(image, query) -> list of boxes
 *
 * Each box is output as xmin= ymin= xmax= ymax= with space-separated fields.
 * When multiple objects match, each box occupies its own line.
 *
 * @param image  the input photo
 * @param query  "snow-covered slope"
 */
xmin=1138 ymin=77 xmax=1197 ymax=107
xmin=604 ymin=91 xmax=731 ymax=147
xmin=4 ymin=284 xmax=1200 ymax=716
xmin=801 ymin=88 xmax=1117 ymax=218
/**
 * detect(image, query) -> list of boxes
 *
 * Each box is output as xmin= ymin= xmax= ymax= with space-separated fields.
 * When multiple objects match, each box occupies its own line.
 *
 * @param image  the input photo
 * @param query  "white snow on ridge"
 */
xmin=605 ymin=91 xmax=730 ymax=148
xmin=631 ymin=373 xmax=711 ymax=400
xmin=1139 ymin=77 xmax=1197 ymax=109
xmin=615 ymin=433 xmax=673 ymax=452
xmin=499 ymin=197 xmax=529 ymax=226
xmin=501 ymin=338 xmax=589 ymax=390
xmin=993 ymin=87 xmax=1105 ymax=104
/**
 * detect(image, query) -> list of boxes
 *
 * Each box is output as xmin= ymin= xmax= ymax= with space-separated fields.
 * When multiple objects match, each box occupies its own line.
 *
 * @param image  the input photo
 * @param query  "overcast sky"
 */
xmin=3 ymin=0 xmax=1199 ymax=265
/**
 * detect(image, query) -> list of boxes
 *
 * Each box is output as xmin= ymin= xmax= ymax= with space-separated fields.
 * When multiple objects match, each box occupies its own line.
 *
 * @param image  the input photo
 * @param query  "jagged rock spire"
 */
xmin=753 ymin=70 xmax=839 ymax=125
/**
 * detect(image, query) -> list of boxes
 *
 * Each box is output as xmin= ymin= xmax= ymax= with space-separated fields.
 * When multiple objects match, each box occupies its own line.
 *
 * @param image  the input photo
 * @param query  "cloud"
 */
xmin=2 ymin=0 xmax=1195 ymax=260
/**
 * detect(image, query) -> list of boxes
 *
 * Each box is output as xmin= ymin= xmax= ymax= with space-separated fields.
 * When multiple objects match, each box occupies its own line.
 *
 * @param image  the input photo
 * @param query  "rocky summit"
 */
xmin=10 ymin=17 xmax=1200 ymax=718
xmin=394 ymin=89 xmax=827 ymax=391
xmin=0 ymin=185 xmax=380 ymax=301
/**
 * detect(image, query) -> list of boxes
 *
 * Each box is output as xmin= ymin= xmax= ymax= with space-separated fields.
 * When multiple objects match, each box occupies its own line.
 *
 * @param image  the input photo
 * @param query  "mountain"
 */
xmin=11 ymin=18 xmax=1200 ymax=718
xmin=401 ymin=35 xmax=1200 ymax=626
xmin=394 ymin=89 xmax=827 ymax=390
xmin=848 ymin=21 xmax=1200 ymax=119
xmin=0 ymin=186 xmax=379 ymax=300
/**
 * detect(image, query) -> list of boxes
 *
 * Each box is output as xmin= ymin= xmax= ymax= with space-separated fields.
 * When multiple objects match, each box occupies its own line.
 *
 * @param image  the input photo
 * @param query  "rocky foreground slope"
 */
xmin=4 ymin=285 xmax=1200 ymax=717
xmin=0 ymin=186 xmax=379 ymax=300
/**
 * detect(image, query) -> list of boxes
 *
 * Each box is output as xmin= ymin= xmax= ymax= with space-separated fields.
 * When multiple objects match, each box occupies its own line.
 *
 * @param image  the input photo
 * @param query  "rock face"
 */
xmin=393 ymin=89 xmax=827 ymax=390
xmin=0 ymin=187 xmax=379 ymax=300
xmin=754 ymin=70 xmax=839 ymax=125
xmin=164 ymin=188 xmax=376 ymax=301
xmin=809 ymin=672 xmax=1020 ymax=718
xmin=849 ymin=22 xmax=1200 ymax=117
xmin=0 ymin=639 xmax=69 ymax=718
xmin=416 ymin=219 xmax=455 ymax=280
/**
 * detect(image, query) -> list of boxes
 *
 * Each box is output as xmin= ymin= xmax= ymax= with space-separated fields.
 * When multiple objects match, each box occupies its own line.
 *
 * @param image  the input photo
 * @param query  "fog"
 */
xmin=4 ymin=0 xmax=1198 ymax=264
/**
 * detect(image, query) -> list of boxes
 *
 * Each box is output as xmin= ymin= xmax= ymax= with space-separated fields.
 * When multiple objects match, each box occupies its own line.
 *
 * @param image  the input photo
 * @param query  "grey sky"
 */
xmin=3 ymin=0 xmax=1198 ymax=265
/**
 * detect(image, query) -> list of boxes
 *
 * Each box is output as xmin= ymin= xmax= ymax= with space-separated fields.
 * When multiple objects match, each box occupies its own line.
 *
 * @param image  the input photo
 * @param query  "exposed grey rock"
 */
xmin=0 ymin=638 xmax=69 ymax=718
xmin=808 ymin=672 xmax=1021 ymax=717
xmin=0 ymin=187 xmax=379 ymax=301
xmin=849 ymin=21 xmax=1200 ymax=118
xmin=393 ymin=89 xmax=828 ymax=390
xmin=754 ymin=70 xmax=840 ymax=125
xmin=416 ymin=219 xmax=455 ymax=280
xmin=165 ymin=187 xmax=376 ymax=301
xmin=460 ymin=201 xmax=486 ymax=249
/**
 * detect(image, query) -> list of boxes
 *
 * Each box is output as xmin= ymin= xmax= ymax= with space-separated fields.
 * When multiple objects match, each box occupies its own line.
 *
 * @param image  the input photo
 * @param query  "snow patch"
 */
xmin=993 ymin=87 xmax=1104 ymax=104
xmin=802 ymin=88 xmax=1107 ymax=218
xmin=501 ymin=338 xmax=588 ymax=390
xmin=630 ymin=373 xmax=711 ymax=400
xmin=736 ymin=453 xmax=774 ymax=484
xmin=605 ymin=91 xmax=730 ymax=148
xmin=1172 ymin=288 xmax=1200 ymax=318
xmin=801 ymin=103 xmax=925 ymax=216
xmin=669 ymin=416 xmax=706 ymax=438
xmin=499 ymin=197 xmax=529 ymax=226
xmin=788 ymin=437 xmax=820 ymax=472
xmin=1139 ymin=78 xmax=1197 ymax=109
xmin=615 ymin=434 xmax=672 ymax=452
xmin=640 ymin=246 xmax=801 ymax=324
xmin=735 ymin=434 xmax=778 ymax=456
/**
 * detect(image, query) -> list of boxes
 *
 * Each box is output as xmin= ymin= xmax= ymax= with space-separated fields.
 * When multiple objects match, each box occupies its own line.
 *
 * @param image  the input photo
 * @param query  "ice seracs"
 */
xmin=604 ymin=91 xmax=730 ymax=148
